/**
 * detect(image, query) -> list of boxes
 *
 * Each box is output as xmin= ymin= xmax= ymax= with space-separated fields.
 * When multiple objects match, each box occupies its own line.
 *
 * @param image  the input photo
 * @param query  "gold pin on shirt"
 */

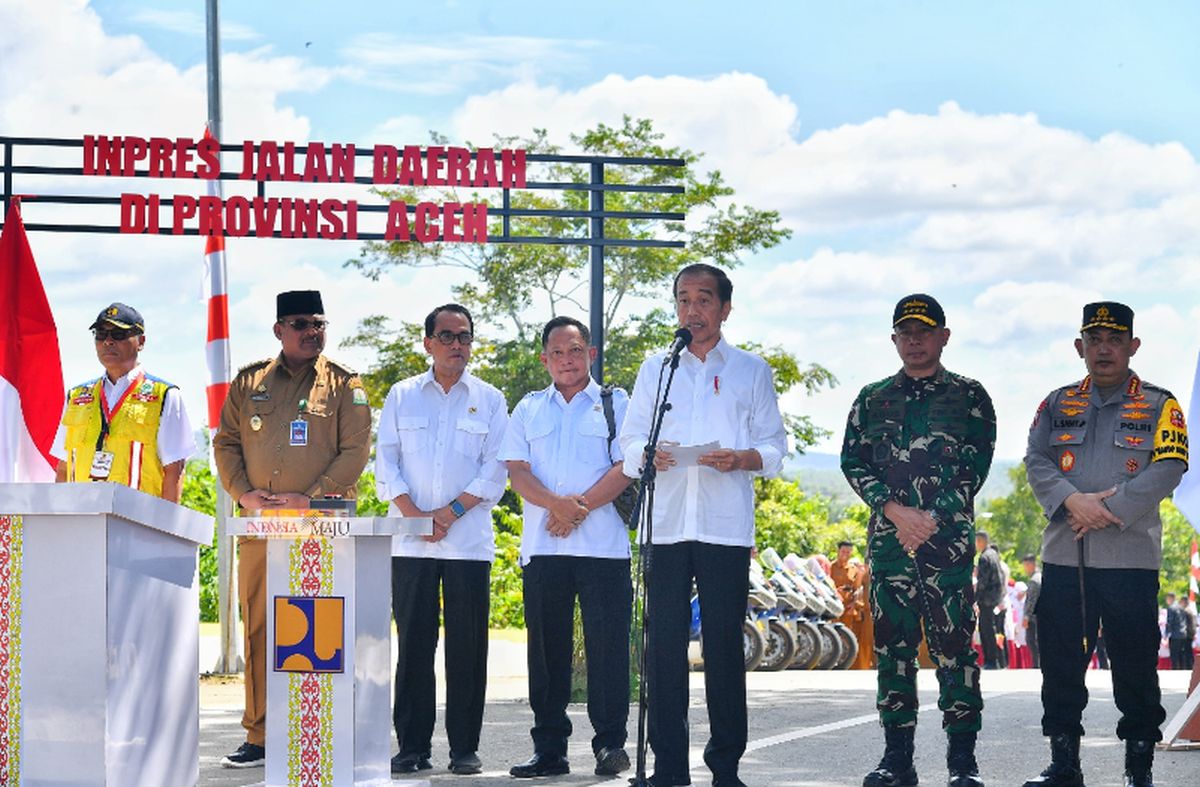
xmin=250 ymin=415 xmax=263 ymax=431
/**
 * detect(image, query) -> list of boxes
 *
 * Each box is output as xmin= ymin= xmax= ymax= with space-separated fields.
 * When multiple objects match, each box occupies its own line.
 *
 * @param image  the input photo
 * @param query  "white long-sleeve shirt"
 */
xmin=619 ymin=337 xmax=787 ymax=547
xmin=375 ymin=368 xmax=508 ymax=561
xmin=500 ymin=379 xmax=631 ymax=566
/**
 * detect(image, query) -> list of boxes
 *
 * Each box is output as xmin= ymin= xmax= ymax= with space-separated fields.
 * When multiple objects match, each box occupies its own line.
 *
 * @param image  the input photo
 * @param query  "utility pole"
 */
xmin=206 ymin=0 xmax=241 ymax=674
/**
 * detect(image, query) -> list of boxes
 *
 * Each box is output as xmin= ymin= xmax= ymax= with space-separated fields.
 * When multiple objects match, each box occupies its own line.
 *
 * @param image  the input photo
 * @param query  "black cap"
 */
xmin=277 ymin=290 xmax=324 ymax=319
xmin=893 ymin=294 xmax=945 ymax=328
xmin=1081 ymin=301 xmax=1133 ymax=333
xmin=89 ymin=302 xmax=144 ymax=332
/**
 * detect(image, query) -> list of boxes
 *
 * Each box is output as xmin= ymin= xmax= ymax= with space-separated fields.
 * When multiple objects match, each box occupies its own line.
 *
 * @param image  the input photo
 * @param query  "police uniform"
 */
xmin=213 ymin=295 xmax=372 ymax=753
xmin=841 ymin=294 xmax=995 ymax=787
xmin=1023 ymin=302 xmax=1187 ymax=786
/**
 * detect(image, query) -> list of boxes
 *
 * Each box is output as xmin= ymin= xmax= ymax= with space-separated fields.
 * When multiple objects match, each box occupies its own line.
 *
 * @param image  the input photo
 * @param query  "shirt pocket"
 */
xmin=394 ymin=415 xmax=429 ymax=453
xmin=454 ymin=416 xmax=489 ymax=458
xmin=1049 ymin=429 xmax=1085 ymax=474
xmin=1112 ymin=432 xmax=1152 ymax=479
xmin=579 ymin=413 xmax=615 ymax=465
xmin=863 ymin=422 xmax=900 ymax=465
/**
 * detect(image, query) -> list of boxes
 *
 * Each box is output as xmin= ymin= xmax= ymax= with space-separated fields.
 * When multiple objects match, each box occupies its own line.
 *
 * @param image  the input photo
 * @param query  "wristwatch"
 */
xmin=449 ymin=499 xmax=467 ymax=519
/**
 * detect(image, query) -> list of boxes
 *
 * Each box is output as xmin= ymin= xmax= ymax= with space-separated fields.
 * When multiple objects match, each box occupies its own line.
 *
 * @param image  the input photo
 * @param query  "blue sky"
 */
xmin=3 ymin=0 xmax=1200 ymax=461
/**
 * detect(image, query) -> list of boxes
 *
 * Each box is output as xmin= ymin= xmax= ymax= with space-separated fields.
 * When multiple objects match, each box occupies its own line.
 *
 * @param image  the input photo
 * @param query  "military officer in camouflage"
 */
xmin=1022 ymin=302 xmax=1187 ymax=787
xmin=841 ymin=294 xmax=996 ymax=787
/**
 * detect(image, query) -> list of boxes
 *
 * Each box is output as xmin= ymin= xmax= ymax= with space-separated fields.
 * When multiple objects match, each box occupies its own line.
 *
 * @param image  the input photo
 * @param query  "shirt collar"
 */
xmin=268 ymin=352 xmax=320 ymax=379
xmin=683 ymin=335 xmax=729 ymax=364
xmin=102 ymin=364 xmax=143 ymax=390
xmin=549 ymin=377 xmax=602 ymax=407
xmin=420 ymin=366 xmax=474 ymax=394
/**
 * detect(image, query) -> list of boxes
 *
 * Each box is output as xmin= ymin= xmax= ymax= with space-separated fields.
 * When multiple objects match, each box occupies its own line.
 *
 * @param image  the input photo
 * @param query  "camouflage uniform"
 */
xmin=841 ymin=368 xmax=996 ymax=732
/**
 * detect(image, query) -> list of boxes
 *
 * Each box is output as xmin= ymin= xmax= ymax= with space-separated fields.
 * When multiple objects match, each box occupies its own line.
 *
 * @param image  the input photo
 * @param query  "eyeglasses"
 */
xmin=93 ymin=327 xmax=140 ymax=341
xmin=432 ymin=330 xmax=474 ymax=346
xmin=280 ymin=318 xmax=328 ymax=332
xmin=894 ymin=326 xmax=938 ymax=342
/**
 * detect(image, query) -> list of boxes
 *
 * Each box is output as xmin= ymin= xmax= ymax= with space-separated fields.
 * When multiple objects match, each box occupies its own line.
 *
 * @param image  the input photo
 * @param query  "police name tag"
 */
xmin=90 ymin=450 xmax=115 ymax=479
xmin=290 ymin=419 xmax=308 ymax=446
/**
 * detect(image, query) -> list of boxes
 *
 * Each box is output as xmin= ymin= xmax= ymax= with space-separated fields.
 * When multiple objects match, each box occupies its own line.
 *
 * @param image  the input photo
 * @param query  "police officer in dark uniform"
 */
xmin=1023 ymin=302 xmax=1188 ymax=787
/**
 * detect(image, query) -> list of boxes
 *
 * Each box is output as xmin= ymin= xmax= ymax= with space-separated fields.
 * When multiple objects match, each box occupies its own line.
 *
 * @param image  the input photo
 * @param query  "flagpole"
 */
xmin=206 ymin=0 xmax=241 ymax=674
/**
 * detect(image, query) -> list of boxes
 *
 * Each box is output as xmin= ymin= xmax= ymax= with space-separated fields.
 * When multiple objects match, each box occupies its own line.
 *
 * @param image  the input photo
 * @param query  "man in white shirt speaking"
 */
xmin=374 ymin=303 xmax=508 ymax=776
xmin=620 ymin=264 xmax=788 ymax=787
xmin=501 ymin=315 xmax=635 ymax=779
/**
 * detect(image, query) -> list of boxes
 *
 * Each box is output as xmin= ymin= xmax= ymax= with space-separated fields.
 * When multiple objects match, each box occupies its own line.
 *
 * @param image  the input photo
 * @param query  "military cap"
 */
xmin=1081 ymin=301 xmax=1133 ymax=333
xmin=277 ymin=290 xmax=324 ymax=318
xmin=893 ymin=293 xmax=945 ymax=328
xmin=89 ymin=302 xmax=144 ymax=332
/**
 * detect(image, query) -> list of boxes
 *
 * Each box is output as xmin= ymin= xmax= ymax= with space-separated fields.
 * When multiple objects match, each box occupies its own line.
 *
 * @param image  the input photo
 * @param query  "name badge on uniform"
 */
xmin=290 ymin=419 xmax=308 ymax=446
xmin=90 ymin=450 xmax=115 ymax=479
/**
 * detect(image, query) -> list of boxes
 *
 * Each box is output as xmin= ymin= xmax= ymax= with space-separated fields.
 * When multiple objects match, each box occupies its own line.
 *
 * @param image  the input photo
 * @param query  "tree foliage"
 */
xmin=754 ymin=478 xmax=871 ymax=559
xmin=342 ymin=116 xmax=835 ymax=449
xmin=980 ymin=463 xmax=1046 ymax=569
xmin=179 ymin=459 xmax=219 ymax=623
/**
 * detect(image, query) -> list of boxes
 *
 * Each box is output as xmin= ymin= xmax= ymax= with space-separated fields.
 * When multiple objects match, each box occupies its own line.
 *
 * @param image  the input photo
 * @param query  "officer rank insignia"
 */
xmin=1059 ymin=407 xmax=1085 ymax=416
xmin=1124 ymin=436 xmax=1145 ymax=446
xmin=1127 ymin=458 xmax=1139 ymax=473
xmin=1060 ymin=450 xmax=1076 ymax=473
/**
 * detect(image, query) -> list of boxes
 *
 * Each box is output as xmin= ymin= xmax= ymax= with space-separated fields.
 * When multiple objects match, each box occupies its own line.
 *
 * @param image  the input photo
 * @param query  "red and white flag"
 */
xmin=202 ymin=126 xmax=231 ymax=432
xmin=0 ymin=202 xmax=64 ymax=481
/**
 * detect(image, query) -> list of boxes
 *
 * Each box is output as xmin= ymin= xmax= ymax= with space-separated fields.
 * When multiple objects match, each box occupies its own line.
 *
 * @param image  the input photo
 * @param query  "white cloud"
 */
xmin=129 ymin=9 xmax=259 ymax=41
xmin=340 ymin=33 xmax=596 ymax=96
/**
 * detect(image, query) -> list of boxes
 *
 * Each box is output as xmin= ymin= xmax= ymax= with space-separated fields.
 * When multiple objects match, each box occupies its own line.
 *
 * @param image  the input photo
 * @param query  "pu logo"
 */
xmin=274 ymin=596 xmax=345 ymax=673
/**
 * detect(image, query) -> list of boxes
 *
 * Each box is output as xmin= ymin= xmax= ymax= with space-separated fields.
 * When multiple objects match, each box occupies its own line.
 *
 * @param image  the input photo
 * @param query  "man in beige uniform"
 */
xmin=214 ymin=290 xmax=372 ymax=768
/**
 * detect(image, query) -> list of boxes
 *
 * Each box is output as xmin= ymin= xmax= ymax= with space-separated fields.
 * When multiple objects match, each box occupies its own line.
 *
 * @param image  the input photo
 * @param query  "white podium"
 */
xmin=228 ymin=513 xmax=430 ymax=787
xmin=0 ymin=482 xmax=212 ymax=787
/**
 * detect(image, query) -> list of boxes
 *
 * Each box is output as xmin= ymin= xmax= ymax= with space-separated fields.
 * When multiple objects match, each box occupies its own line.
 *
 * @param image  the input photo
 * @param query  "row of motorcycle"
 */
xmin=687 ymin=547 xmax=860 ymax=672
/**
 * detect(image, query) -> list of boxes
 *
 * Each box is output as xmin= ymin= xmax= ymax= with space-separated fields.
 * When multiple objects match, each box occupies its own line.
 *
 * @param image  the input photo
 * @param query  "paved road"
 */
xmin=200 ymin=668 xmax=1198 ymax=786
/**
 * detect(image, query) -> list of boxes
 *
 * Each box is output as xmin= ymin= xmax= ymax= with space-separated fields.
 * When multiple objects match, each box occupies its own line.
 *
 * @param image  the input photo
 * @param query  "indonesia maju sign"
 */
xmin=84 ymin=135 xmax=527 ymax=242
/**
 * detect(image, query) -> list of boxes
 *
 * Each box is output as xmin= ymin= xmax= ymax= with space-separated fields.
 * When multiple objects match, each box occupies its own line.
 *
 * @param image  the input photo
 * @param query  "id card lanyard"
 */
xmin=91 ymin=374 xmax=144 ymax=478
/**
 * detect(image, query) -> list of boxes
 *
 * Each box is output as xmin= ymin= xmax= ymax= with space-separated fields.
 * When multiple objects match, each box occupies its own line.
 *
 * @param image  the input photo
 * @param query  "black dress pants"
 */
xmin=391 ymin=557 xmax=491 ymax=758
xmin=978 ymin=603 xmax=1004 ymax=668
xmin=646 ymin=541 xmax=750 ymax=783
xmin=1036 ymin=563 xmax=1164 ymax=741
xmin=523 ymin=555 xmax=632 ymax=757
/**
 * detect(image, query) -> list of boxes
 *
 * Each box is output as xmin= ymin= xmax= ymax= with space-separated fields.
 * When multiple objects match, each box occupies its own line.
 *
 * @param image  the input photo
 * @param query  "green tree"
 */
xmin=753 ymin=478 xmax=871 ymax=558
xmin=981 ymin=463 xmax=1047 ymax=570
xmin=341 ymin=117 xmax=835 ymax=449
xmin=1160 ymin=499 xmax=1198 ymax=602
xmin=179 ymin=459 xmax=219 ymax=622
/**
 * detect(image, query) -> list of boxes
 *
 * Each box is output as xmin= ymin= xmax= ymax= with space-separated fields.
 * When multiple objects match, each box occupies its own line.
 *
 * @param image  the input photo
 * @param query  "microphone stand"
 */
xmin=630 ymin=347 xmax=685 ymax=787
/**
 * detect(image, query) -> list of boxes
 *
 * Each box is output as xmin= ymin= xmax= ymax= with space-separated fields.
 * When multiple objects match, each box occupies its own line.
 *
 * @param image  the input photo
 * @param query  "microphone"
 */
xmin=665 ymin=327 xmax=692 ymax=365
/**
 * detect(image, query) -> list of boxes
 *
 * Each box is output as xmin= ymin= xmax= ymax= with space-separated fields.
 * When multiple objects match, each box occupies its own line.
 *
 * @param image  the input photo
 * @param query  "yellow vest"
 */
xmin=61 ymin=375 xmax=173 ymax=496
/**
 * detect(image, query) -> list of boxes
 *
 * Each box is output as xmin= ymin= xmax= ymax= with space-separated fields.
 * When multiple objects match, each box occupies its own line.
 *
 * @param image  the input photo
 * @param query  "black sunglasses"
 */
xmin=280 ymin=318 xmax=329 ymax=332
xmin=93 ymin=327 xmax=141 ymax=341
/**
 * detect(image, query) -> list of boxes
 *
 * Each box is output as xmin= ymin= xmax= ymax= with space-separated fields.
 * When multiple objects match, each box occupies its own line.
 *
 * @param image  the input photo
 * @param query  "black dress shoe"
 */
xmin=391 ymin=752 xmax=432 ymax=774
xmin=595 ymin=747 xmax=631 ymax=776
xmin=510 ymin=753 xmax=570 ymax=778
xmin=647 ymin=775 xmax=692 ymax=786
xmin=450 ymin=751 xmax=483 ymax=775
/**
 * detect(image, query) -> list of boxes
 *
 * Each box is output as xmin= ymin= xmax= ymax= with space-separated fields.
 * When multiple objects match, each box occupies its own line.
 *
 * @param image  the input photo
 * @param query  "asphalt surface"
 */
xmin=199 ymin=668 xmax=1199 ymax=786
